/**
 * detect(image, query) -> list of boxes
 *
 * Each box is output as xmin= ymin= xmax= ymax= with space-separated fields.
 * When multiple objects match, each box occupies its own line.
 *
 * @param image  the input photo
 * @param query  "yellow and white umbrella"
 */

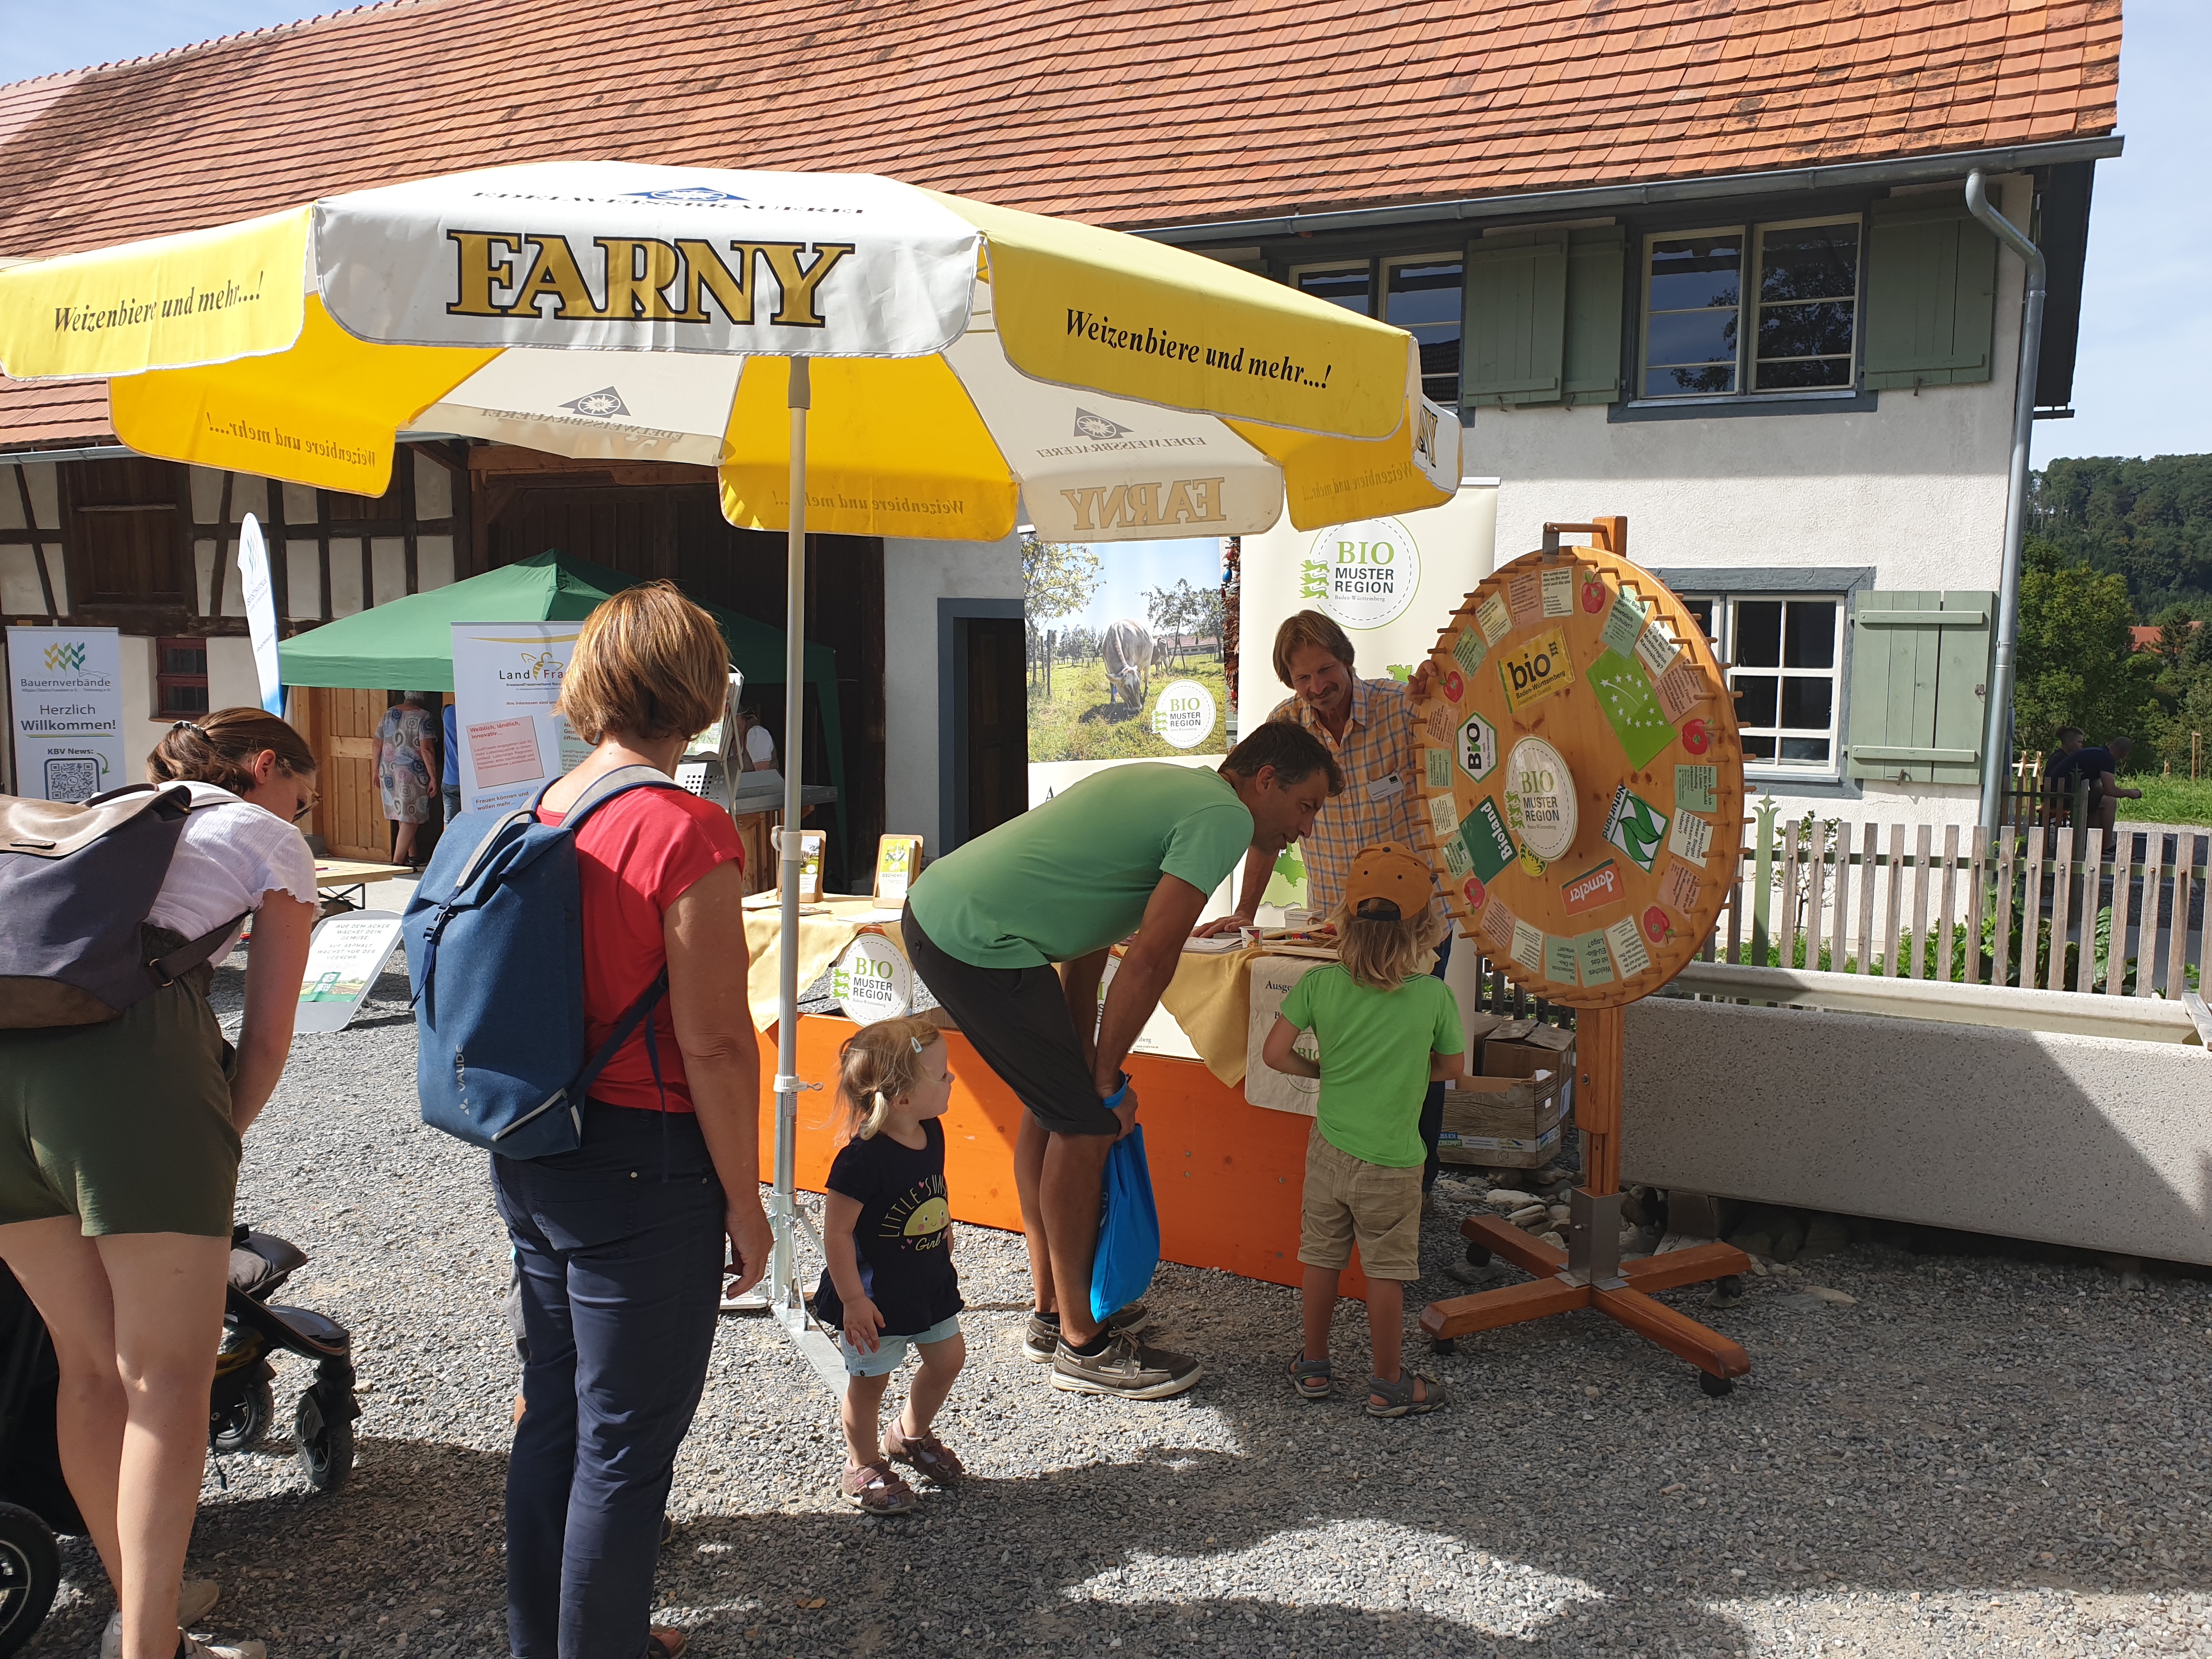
xmin=0 ymin=161 xmax=1458 ymax=535
xmin=0 ymin=161 xmax=1459 ymax=1353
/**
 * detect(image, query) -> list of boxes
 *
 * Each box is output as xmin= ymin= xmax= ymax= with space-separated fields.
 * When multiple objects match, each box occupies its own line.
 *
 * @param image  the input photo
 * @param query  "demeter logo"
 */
xmin=1497 ymin=627 xmax=1575 ymax=714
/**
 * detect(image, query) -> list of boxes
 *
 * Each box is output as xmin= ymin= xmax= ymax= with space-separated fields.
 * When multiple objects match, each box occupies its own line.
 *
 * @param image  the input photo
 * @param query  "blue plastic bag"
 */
xmin=1092 ymin=1124 xmax=1162 ymax=1323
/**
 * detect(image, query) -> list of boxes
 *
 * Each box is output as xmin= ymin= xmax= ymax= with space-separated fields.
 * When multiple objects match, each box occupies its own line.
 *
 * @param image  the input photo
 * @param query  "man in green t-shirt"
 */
xmin=903 ymin=722 xmax=1342 ymax=1400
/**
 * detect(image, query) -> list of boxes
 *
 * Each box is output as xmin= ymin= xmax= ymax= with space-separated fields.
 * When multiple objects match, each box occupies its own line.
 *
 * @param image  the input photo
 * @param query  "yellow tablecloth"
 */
xmin=1158 ymin=945 xmax=1266 ymax=1086
xmin=741 ymin=895 xmax=905 ymax=1030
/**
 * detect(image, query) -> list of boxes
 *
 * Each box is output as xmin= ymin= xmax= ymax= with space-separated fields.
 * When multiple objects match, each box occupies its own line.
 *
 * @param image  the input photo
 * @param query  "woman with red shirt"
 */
xmin=495 ymin=583 xmax=771 ymax=1659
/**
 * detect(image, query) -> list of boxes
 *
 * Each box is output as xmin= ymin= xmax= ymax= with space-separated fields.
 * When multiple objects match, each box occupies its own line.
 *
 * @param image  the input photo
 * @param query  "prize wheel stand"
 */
xmin=1412 ymin=517 xmax=1754 ymax=1396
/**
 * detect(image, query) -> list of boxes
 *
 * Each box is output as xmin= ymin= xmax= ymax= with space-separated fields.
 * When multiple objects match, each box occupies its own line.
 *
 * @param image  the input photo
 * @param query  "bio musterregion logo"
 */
xmin=42 ymin=642 xmax=86 ymax=672
xmin=1301 ymin=516 xmax=1419 ymax=630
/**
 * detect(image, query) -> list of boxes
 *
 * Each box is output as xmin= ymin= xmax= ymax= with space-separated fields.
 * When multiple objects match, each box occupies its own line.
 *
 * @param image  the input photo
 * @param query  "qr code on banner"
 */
xmin=42 ymin=758 xmax=101 ymax=803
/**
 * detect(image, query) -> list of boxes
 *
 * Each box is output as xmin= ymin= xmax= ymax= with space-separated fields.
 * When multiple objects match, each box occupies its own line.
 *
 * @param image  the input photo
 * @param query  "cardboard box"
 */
xmin=1435 ymin=1028 xmax=1570 ymax=1168
xmin=1243 ymin=954 xmax=1333 ymax=1116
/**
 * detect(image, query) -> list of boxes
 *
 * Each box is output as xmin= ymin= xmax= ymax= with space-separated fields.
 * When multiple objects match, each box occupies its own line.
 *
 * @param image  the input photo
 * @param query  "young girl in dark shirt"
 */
xmin=817 ymin=1017 xmax=968 ymax=1514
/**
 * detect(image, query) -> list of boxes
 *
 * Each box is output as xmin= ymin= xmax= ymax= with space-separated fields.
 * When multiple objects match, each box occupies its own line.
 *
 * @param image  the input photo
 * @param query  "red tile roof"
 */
xmin=0 ymin=0 xmax=2121 ymax=447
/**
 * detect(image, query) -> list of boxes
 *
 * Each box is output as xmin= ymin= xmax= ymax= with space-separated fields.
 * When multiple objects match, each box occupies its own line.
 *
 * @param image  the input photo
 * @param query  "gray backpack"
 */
xmin=0 ymin=783 xmax=249 ymax=1028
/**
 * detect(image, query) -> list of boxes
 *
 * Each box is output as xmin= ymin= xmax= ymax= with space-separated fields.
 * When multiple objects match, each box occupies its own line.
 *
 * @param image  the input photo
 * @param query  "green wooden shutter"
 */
xmin=1562 ymin=227 xmax=1625 ymax=404
xmin=1463 ymin=230 xmax=1566 ymax=405
xmin=1861 ymin=196 xmax=2000 ymax=390
xmin=1846 ymin=591 xmax=1996 ymax=785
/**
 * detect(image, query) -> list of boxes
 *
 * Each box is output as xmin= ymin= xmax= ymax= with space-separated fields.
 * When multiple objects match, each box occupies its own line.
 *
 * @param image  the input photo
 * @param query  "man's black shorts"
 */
xmin=900 ymin=903 xmax=1120 ymax=1137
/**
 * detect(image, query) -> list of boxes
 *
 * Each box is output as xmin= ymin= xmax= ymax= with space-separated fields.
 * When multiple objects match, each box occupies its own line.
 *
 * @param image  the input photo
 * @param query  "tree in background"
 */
xmin=1145 ymin=579 xmax=1200 ymax=667
xmin=2013 ymin=537 xmax=2162 ymax=763
xmin=1022 ymin=534 xmax=1101 ymax=628
xmin=2030 ymin=455 xmax=2212 ymax=616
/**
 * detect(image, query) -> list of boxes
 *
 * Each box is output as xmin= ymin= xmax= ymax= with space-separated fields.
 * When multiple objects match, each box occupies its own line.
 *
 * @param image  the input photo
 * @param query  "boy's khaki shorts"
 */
xmin=1297 ymin=1124 xmax=1423 ymax=1282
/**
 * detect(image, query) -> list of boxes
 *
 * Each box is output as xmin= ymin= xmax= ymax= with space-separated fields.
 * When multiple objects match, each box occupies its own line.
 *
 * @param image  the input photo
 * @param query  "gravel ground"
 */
xmin=24 ymin=953 xmax=2212 ymax=1658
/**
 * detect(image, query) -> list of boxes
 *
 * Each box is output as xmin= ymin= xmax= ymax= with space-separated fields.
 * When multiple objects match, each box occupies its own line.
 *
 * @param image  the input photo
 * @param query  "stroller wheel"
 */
xmin=0 ymin=1502 xmax=59 ymax=1657
xmin=295 ymin=1388 xmax=356 ymax=1493
xmin=211 ymin=1376 xmax=274 ymax=1454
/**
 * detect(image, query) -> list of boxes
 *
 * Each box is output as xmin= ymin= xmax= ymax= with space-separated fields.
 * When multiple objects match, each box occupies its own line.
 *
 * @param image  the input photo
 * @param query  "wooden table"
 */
xmin=312 ymin=859 xmax=414 ymax=909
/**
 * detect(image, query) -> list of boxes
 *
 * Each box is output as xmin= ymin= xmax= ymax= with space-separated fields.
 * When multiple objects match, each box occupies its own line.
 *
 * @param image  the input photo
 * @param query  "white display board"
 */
xmin=237 ymin=514 xmax=283 ymax=716
xmin=450 ymin=621 xmax=584 ymax=814
xmin=294 ymin=910 xmax=405 ymax=1035
xmin=1234 ymin=482 xmax=1498 ymax=909
xmin=7 ymin=625 xmax=126 ymax=802
xmin=831 ymin=932 xmax=913 ymax=1024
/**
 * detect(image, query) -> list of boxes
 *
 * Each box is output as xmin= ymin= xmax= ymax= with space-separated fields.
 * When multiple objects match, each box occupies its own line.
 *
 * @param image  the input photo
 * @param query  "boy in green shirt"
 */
xmin=1262 ymin=842 xmax=1464 ymax=1417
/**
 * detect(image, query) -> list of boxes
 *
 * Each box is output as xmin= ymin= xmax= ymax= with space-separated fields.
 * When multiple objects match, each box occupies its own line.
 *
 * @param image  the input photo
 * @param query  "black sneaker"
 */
xmin=1051 ymin=1330 xmax=1200 ymax=1399
xmin=1022 ymin=1303 xmax=1150 ymax=1363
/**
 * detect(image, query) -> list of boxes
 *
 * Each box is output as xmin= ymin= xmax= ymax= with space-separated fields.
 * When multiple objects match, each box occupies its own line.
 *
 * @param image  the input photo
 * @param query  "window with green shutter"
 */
xmin=1846 ymin=591 xmax=1995 ymax=785
xmin=1860 ymin=195 xmax=1999 ymax=390
xmin=1463 ymin=227 xmax=1624 ymax=408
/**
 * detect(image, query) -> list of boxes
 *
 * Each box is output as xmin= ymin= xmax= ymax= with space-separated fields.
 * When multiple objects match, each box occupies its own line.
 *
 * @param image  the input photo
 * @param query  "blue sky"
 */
xmin=1062 ymin=539 xmax=1223 ymax=633
xmin=6 ymin=1 xmax=2204 ymax=463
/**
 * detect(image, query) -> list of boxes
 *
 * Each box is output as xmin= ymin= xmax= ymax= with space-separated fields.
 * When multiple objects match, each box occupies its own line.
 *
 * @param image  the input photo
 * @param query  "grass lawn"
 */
xmin=2127 ymin=774 xmax=2212 ymax=826
xmin=1028 ymin=652 xmax=1232 ymax=763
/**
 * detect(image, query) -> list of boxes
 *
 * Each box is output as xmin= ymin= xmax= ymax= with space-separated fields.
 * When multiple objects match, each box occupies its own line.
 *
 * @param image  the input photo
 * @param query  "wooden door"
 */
xmin=298 ymin=687 xmax=390 ymax=860
xmin=953 ymin=615 xmax=1027 ymax=847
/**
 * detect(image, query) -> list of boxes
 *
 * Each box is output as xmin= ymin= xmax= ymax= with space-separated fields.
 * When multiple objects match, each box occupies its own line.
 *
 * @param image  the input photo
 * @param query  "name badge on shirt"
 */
xmin=1365 ymin=774 xmax=1406 ymax=803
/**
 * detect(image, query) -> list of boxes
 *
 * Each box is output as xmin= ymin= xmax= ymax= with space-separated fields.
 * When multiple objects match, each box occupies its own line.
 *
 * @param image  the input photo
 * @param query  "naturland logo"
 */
xmin=446 ymin=232 xmax=853 ymax=328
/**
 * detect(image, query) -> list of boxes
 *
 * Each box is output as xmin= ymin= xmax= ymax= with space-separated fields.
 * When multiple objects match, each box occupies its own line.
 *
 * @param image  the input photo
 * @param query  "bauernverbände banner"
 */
xmin=8 ymin=625 xmax=126 ymax=802
xmin=450 ymin=622 xmax=588 ymax=814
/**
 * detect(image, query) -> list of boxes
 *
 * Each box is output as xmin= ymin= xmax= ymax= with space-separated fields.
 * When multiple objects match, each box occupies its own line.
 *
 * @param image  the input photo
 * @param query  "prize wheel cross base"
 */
xmin=1418 ymin=1005 xmax=1752 ymax=1393
xmin=1413 ymin=516 xmax=1751 ymax=1395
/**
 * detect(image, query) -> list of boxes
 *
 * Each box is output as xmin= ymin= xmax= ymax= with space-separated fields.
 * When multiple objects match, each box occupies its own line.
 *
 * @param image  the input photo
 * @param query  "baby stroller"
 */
xmin=210 ymin=1224 xmax=360 ymax=1493
xmin=0 ymin=1224 xmax=358 ymax=1657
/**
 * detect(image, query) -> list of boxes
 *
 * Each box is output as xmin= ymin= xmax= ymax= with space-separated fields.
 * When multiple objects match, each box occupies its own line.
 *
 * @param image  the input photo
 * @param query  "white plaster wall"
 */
xmin=881 ymin=532 xmax=1023 ymax=854
xmin=118 ymin=635 xmax=263 ymax=778
xmin=1473 ymin=173 xmax=2033 ymax=597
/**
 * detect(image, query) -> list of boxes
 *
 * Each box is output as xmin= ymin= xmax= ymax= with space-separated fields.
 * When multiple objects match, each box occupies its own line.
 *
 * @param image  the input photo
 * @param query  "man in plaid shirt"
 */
xmin=1199 ymin=610 xmax=1458 ymax=1197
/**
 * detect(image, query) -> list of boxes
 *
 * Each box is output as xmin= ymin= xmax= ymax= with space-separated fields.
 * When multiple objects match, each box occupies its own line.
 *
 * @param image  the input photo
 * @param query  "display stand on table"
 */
xmin=1411 ymin=517 xmax=1756 ymax=1396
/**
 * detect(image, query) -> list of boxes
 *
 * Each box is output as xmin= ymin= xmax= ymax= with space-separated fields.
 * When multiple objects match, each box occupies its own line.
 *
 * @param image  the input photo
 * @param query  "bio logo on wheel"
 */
xmin=1456 ymin=710 xmax=1498 ymax=782
xmin=1600 ymin=784 xmax=1669 ymax=873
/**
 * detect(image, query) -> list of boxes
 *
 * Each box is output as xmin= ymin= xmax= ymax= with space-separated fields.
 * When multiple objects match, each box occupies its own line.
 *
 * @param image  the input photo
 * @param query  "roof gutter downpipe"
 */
xmin=1965 ymin=168 xmax=2046 ymax=834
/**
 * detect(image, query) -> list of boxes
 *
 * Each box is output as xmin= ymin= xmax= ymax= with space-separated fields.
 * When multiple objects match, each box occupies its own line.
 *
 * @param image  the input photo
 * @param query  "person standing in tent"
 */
xmin=901 ymin=723 xmax=1341 ymax=1399
xmin=0 ymin=709 xmax=320 ymax=1659
xmin=375 ymin=692 xmax=439 ymax=868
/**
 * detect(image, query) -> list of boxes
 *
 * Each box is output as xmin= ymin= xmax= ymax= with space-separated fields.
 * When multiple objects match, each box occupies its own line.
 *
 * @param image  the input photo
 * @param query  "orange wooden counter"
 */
xmin=756 ymin=1014 xmax=1372 ymax=1298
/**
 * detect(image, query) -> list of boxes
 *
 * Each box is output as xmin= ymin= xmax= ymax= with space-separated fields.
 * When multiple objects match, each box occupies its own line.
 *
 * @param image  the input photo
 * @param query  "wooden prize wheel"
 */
xmin=1411 ymin=516 xmax=1756 ymax=1395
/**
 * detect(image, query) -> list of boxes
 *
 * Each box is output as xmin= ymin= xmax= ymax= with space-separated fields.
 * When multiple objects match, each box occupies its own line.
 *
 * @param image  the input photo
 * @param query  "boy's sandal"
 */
xmin=1366 ymin=1373 xmax=1448 ymax=1419
xmin=885 ymin=1422 xmax=965 ymax=1485
xmin=647 ymin=1630 xmax=689 ymax=1659
xmin=1287 ymin=1355 xmax=1334 ymax=1401
xmin=840 ymin=1460 xmax=918 ymax=1514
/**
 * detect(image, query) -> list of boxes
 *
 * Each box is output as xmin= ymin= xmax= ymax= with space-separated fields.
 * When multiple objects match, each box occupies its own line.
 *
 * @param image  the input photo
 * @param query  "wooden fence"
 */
xmin=1703 ymin=816 xmax=2208 ymax=997
xmin=1453 ymin=815 xmax=2209 ymax=1030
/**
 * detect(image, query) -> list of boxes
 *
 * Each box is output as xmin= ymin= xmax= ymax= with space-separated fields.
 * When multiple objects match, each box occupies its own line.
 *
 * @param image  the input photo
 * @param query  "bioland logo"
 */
xmin=1300 ymin=516 xmax=1419 ymax=630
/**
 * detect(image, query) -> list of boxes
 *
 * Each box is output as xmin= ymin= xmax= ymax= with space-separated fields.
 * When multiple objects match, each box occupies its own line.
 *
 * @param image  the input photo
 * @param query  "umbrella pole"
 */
xmin=772 ymin=358 xmax=810 ymax=1314
xmin=766 ymin=357 xmax=844 ymax=1392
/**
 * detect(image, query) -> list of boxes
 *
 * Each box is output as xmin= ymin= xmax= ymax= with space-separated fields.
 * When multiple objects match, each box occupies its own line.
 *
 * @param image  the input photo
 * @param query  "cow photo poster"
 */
xmin=1023 ymin=533 xmax=1230 ymax=806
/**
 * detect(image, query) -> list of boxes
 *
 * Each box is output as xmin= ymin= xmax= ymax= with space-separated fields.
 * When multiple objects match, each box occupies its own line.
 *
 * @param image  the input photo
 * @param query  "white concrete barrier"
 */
xmin=1621 ymin=994 xmax=2212 ymax=1267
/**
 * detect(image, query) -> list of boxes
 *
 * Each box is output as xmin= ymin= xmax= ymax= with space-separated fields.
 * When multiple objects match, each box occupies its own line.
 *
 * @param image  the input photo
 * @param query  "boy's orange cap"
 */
xmin=1342 ymin=841 xmax=1432 ymax=917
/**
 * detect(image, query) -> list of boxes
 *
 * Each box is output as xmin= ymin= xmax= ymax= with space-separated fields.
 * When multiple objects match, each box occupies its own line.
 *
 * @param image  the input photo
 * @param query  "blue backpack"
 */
xmin=403 ymin=765 xmax=679 ymax=1159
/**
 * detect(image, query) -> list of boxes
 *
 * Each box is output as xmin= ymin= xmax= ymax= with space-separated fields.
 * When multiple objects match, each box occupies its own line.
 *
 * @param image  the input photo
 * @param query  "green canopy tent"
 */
xmin=277 ymin=548 xmax=846 ymax=848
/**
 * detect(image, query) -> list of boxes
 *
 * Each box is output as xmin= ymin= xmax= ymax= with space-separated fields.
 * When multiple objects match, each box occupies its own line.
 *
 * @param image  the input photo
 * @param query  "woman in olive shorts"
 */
xmin=0 ymin=710 xmax=319 ymax=1659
